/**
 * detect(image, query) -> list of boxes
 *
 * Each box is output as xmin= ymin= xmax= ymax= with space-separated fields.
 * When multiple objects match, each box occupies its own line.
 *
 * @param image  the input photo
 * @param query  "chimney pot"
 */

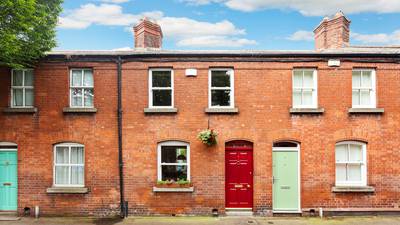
xmin=134 ymin=18 xmax=163 ymax=49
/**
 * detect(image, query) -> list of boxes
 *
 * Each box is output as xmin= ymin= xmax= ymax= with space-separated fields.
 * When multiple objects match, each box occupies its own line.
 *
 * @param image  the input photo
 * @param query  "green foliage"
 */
xmin=157 ymin=179 xmax=191 ymax=185
xmin=0 ymin=0 xmax=63 ymax=68
xmin=197 ymin=129 xmax=218 ymax=146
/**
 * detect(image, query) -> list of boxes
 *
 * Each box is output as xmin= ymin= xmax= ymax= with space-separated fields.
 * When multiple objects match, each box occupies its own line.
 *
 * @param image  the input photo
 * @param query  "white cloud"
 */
xmin=59 ymin=3 xmax=256 ymax=48
xmin=286 ymin=30 xmax=314 ymax=41
xmin=182 ymin=0 xmax=400 ymax=16
xmin=101 ymin=0 xmax=130 ymax=3
xmin=177 ymin=36 xmax=257 ymax=47
xmin=352 ymin=31 xmax=400 ymax=44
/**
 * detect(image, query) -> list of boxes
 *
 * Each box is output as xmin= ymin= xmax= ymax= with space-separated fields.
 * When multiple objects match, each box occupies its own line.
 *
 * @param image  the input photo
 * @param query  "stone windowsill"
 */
xmin=348 ymin=108 xmax=384 ymax=114
xmin=332 ymin=186 xmax=375 ymax=193
xmin=144 ymin=108 xmax=178 ymax=114
xmin=3 ymin=107 xmax=37 ymax=113
xmin=290 ymin=108 xmax=325 ymax=114
xmin=46 ymin=187 xmax=89 ymax=194
xmin=205 ymin=107 xmax=239 ymax=114
xmin=63 ymin=107 xmax=97 ymax=113
xmin=153 ymin=186 xmax=194 ymax=193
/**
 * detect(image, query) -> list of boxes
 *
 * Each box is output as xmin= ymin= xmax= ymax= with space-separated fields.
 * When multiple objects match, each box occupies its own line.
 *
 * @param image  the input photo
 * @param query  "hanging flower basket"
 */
xmin=197 ymin=129 xmax=218 ymax=146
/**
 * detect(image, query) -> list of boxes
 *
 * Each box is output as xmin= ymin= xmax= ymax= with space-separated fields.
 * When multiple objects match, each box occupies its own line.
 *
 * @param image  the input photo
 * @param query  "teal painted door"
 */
xmin=272 ymin=151 xmax=299 ymax=211
xmin=0 ymin=151 xmax=17 ymax=211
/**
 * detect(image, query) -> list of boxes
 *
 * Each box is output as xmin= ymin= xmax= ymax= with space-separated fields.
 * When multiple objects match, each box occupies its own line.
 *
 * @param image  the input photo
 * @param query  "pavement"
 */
xmin=2 ymin=216 xmax=400 ymax=225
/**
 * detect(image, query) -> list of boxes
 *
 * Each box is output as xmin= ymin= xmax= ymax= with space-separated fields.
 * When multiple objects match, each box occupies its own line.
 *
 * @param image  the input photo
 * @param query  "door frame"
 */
xmin=225 ymin=142 xmax=254 ymax=210
xmin=272 ymin=144 xmax=301 ymax=213
xmin=0 ymin=147 xmax=18 ymax=211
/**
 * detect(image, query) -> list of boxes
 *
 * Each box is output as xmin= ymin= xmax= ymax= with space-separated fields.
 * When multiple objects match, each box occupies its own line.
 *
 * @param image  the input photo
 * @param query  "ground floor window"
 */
xmin=157 ymin=141 xmax=190 ymax=182
xmin=335 ymin=141 xmax=367 ymax=186
xmin=54 ymin=143 xmax=85 ymax=187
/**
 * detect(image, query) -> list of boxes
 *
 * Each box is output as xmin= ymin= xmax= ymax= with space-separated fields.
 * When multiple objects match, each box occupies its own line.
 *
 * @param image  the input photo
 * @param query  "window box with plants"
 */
xmin=155 ymin=179 xmax=192 ymax=188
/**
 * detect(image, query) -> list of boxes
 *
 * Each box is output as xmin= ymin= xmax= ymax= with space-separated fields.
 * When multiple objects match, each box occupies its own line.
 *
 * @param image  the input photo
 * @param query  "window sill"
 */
xmin=205 ymin=108 xmax=239 ymax=114
xmin=3 ymin=107 xmax=37 ymax=114
xmin=144 ymin=108 xmax=178 ymax=114
xmin=332 ymin=186 xmax=375 ymax=193
xmin=290 ymin=108 xmax=325 ymax=114
xmin=152 ymin=186 xmax=194 ymax=193
xmin=348 ymin=108 xmax=384 ymax=114
xmin=63 ymin=107 xmax=97 ymax=113
xmin=46 ymin=187 xmax=89 ymax=194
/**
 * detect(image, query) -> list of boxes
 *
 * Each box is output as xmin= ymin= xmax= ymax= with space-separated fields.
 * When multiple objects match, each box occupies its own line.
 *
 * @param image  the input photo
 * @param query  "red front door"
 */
xmin=225 ymin=141 xmax=253 ymax=208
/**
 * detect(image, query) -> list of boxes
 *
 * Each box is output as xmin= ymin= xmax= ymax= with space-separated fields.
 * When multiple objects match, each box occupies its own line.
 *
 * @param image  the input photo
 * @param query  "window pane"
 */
xmin=55 ymin=166 xmax=69 ymax=185
xmin=352 ymin=71 xmax=361 ymax=87
xmin=348 ymin=165 xmax=361 ymax=181
xmin=336 ymin=144 xmax=348 ymax=162
xmin=352 ymin=90 xmax=360 ymax=106
xmin=152 ymin=71 xmax=171 ymax=87
xmin=302 ymin=90 xmax=313 ymax=105
xmin=336 ymin=164 xmax=346 ymax=183
xmin=161 ymin=146 xmax=187 ymax=163
xmin=12 ymin=89 xmax=23 ymax=106
xmin=152 ymin=90 xmax=172 ymax=106
xmin=71 ymin=166 xmax=84 ymax=185
xmin=25 ymin=89 xmax=34 ymax=106
xmin=293 ymin=71 xmax=302 ymax=88
xmin=349 ymin=144 xmax=362 ymax=161
xmin=360 ymin=90 xmax=371 ymax=106
xmin=211 ymin=71 xmax=231 ymax=87
xmin=303 ymin=71 xmax=314 ymax=88
xmin=84 ymin=89 xmax=94 ymax=107
xmin=161 ymin=165 xmax=187 ymax=181
xmin=13 ymin=70 xmax=23 ymax=86
xmin=211 ymin=90 xmax=231 ymax=107
xmin=71 ymin=70 xmax=82 ymax=87
xmin=293 ymin=90 xmax=301 ymax=106
xmin=71 ymin=88 xmax=83 ymax=107
xmin=56 ymin=147 xmax=69 ymax=164
xmin=24 ymin=70 xmax=34 ymax=86
xmin=83 ymin=70 xmax=93 ymax=87
xmin=362 ymin=72 xmax=372 ymax=88
xmin=71 ymin=147 xmax=84 ymax=164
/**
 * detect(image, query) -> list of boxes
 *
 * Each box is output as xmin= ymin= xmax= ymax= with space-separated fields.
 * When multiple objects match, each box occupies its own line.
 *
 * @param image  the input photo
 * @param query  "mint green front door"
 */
xmin=272 ymin=150 xmax=299 ymax=212
xmin=0 ymin=151 xmax=17 ymax=211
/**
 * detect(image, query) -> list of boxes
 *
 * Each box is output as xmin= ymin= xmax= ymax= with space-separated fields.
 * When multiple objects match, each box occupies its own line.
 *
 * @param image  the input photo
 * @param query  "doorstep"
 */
xmin=0 ymin=211 xmax=20 ymax=221
xmin=225 ymin=208 xmax=253 ymax=216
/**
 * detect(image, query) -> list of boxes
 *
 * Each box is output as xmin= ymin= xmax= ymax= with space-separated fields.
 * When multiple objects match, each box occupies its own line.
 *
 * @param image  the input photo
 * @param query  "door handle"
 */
xmin=247 ymin=184 xmax=251 ymax=188
xmin=3 ymin=183 xmax=11 ymax=186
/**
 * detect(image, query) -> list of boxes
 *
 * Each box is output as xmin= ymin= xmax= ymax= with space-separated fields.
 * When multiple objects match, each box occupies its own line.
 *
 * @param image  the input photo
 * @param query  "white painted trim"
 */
xmin=157 ymin=141 xmax=190 ymax=181
xmin=69 ymin=68 xmax=94 ymax=108
xmin=292 ymin=68 xmax=318 ymax=109
xmin=0 ymin=142 xmax=17 ymax=147
xmin=148 ymin=68 xmax=174 ymax=108
xmin=273 ymin=210 xmax=302 ymax=213
xmin=10 ymin=69 xmax=34 ymax=108
xmin=0 ymin=149 xmax=17 ymax=152
xmin=272 ymin=143 xmax=301 ymax=212
xmin=335 ymin=141 xmax=367 ymax=187
xmin=208 ymin=68 xmax=235 ymax=109
xmin=53 ymin=143 xmax=85 ymax=188
xmin=352 ymin=69 xmax=376 ymax=109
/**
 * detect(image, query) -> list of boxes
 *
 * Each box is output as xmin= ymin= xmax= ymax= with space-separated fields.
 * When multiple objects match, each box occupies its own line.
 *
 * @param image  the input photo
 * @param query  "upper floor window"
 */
xmin=352 ymin=69 xmax=376 ymax=108
xmin=11 ymin=69 xmax=34 ymax=108
xmin=335 ymin=141 xmax=367 ymax=187
xmin=157 ymin=141 xmax=190 ymax=182
xmin=54 ymin=143 xmax=85 ymax=187
xmin=149 ymin=69 xmax=173 ymax=108
xmin=292 ymin=69 xmax=317 ymax=108
xmin=209 ymin=68 xmax=234 ymax=108
xmin=70 ymin=69 xmax=94 ymax=108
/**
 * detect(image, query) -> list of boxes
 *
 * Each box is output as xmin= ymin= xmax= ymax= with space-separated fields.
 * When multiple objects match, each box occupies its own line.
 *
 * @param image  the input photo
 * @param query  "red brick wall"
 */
xmin=1 ymin=58 xmax=400 ymax=216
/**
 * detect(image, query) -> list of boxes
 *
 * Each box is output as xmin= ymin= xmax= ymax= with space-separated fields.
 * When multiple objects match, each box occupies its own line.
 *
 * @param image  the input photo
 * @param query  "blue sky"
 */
xmin=57 ymin=0 xmax=400 ymax=50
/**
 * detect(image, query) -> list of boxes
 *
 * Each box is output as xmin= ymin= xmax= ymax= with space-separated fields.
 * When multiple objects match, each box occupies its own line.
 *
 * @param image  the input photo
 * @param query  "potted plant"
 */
xmin=156 ymin=179 xmax=192 ymax=188
xmin=197 ymin=129 xmax=217 ymax=146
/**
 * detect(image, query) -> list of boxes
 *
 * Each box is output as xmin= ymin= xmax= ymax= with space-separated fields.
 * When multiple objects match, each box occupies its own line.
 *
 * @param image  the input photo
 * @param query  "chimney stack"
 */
xmin=314 ymin=12 xmax=350 ymax=50
xmin=134 ymin=18 xmax=163 ymax=49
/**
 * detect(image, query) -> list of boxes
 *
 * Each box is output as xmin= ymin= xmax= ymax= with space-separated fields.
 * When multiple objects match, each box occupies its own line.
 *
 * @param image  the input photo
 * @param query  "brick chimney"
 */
xmin=134 ymin=18 xmax=163 ymax=49
xmin=314 ymin=12 xmax=351 ymax=50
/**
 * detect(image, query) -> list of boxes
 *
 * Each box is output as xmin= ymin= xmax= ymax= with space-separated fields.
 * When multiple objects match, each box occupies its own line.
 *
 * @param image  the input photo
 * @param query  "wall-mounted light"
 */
xmin=185 ymin=69 xmax=197 ymax=77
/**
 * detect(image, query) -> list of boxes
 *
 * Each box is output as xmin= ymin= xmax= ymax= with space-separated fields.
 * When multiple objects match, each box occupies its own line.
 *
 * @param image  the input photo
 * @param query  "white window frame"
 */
xmin=10 ymin=69 xmax=34 ymax=108
xmin=335 ymin=141 xmax=367 ymax=187
xmin=53 ymin=143 xmax=85 ymax=187
xmin=157 ymin=141 xmax=190 ymax=181
xmin=208 ymin=68 xmax=235 ymax=108
xmin=69 ymin=68 xmax=94 ymax=108
xmin=352 ymin=69 xmax=376 ymax=108
xmin=148 ymin=68 xmax=174 ymax=108
xmin=292 ymin=69 xmax=318 ymax=109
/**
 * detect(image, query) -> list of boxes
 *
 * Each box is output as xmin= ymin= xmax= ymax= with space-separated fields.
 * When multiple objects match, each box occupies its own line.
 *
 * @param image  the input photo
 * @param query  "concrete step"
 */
xmin=225 ymin=208 xmax=254 ymax=216
xmin=0 ymin=211 xmax=20 ymax=221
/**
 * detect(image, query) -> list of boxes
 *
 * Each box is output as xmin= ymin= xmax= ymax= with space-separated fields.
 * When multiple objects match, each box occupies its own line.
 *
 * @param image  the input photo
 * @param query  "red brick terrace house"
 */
xmin=1 ymin=12 xmax=400 ymax=217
